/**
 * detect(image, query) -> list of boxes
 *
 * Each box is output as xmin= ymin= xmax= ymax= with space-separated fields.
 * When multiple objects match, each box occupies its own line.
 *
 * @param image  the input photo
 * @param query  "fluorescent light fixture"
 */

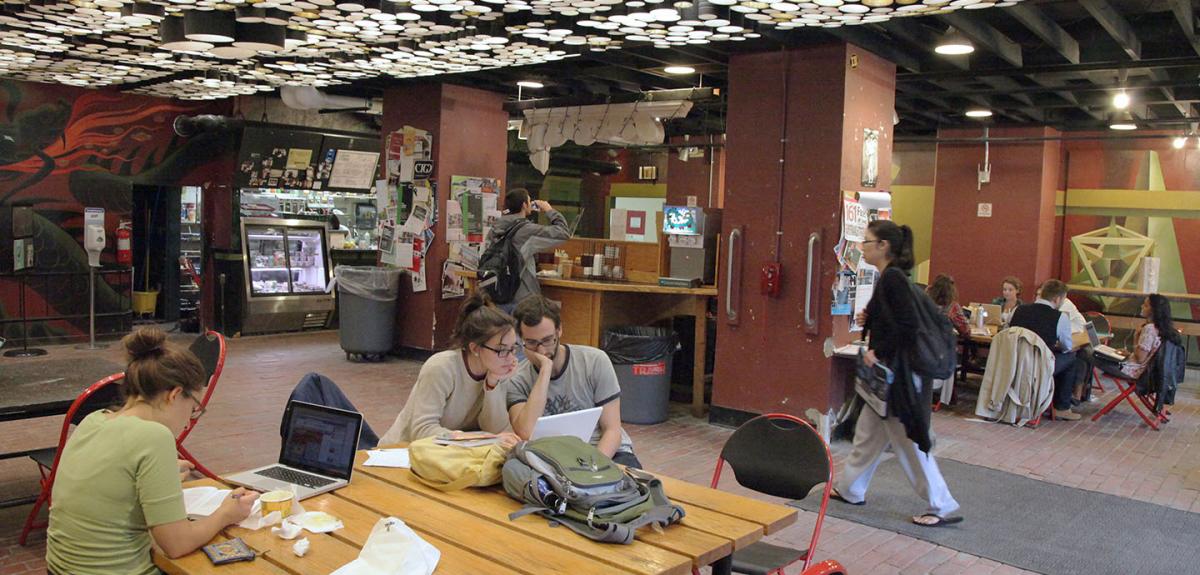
xmin=1109 ymin=111 xmax=1137 ymax=131
xmin=965 ymin=108 xmax=992 ymax=118
xmin=664 ymin=65 xmax=696 ymax=74
xmin=934 ymin=28 xmax=973 ymax=55
xmin=516 ymin=80 xmax=543 ymax=88
xmin=1173 ymin=136 xmax=1187 ymax=149
xmin=1112 ymin=90 xmax=1130 ymax=109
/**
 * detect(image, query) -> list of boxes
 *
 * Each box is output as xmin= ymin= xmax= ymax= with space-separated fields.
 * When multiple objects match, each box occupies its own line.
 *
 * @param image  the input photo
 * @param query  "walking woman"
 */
xmin=832 ymin=220 xmax=962 ymax=527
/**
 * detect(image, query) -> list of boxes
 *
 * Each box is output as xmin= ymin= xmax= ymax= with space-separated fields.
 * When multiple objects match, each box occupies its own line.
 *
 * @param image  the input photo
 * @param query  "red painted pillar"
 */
xmin=929 ymin=127 xmax=1061 ymax=305
xmin=712 ymin=43 xmax=896 ymax=422
xmin=382 ymin=84 xmax=508 ymax=351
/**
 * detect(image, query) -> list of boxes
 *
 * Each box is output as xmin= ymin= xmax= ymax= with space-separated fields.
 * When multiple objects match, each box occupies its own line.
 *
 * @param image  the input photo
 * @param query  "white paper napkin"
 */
xmin=331 ymin=517 xmax=440 ymax=575
xmin=364 ymin=449 xmax=411 ymax=468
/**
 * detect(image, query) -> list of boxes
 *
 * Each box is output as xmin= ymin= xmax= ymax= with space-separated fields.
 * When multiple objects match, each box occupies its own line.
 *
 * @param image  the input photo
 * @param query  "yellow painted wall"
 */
xmin=891 ymin=184 xmax=935 ymax=268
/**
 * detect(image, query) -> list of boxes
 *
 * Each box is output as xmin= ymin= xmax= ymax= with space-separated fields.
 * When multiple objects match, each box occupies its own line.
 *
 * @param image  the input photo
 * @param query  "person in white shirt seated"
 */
xmin=506 ymin=295 xmax=642 ymax=468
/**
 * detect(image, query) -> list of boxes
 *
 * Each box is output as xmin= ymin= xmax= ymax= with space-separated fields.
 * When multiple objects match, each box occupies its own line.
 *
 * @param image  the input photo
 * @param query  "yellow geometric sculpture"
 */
xmin=1071 ymin=221 xmax=1155 ymax=308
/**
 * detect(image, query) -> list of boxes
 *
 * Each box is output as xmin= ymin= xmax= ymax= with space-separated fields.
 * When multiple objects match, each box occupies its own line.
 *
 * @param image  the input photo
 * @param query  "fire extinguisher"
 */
xmin=117 ymin=220 xmax=132 ymax=266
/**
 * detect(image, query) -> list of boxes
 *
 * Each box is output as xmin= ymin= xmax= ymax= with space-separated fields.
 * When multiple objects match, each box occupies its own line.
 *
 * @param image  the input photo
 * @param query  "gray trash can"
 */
xmin=603 ymin=327 xmax=678 ymax=424
xmin=336 ymin=266 xmax=402 ymax=362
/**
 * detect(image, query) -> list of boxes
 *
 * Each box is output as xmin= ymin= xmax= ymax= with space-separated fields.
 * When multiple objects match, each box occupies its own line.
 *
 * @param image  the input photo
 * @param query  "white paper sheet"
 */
xmin=183 ymin=486 xmax=230 ymax=517
xmin=364 ymin=448 xmax=411 ymax=468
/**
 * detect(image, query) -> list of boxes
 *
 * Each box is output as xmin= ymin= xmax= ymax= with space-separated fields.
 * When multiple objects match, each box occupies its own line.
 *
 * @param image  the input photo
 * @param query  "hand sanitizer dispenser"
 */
xmin=85 ymin=224 xmax=105 ymax=267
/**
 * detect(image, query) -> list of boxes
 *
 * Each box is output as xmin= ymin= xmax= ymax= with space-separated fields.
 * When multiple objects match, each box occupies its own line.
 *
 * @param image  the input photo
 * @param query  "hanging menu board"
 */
xmin=327 ymin=150 xmax=381 ymax=190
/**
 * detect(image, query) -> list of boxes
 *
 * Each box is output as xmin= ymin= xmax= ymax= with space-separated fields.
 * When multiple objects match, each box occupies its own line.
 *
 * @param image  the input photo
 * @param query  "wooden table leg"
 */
xmin=691 ymin=296 xmax=708 ymax=418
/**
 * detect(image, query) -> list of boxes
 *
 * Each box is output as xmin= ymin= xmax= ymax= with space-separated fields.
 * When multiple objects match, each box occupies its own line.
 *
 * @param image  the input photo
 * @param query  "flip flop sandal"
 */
xmin=913 ymin=514 xmax=964 ymax=527
xmin=830 ymin=490 xmax=865 ymax=506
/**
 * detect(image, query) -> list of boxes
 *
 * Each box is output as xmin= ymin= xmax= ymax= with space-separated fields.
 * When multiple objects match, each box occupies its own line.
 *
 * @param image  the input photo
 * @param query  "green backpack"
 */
xmin=502 ymin=436 xmax=685 ymax=544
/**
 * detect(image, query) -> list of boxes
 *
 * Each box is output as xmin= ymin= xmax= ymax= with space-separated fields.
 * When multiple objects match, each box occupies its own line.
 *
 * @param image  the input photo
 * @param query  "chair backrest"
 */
xmin=177 ymin=331 xmax=226 ymax=444
xmin=1084 ymin=311 xmax=1111 ymax=339
xmin=713 ymin=414 xmax=831 ymax=501
xmin=46 ymin=373 xmax=126 ymax=489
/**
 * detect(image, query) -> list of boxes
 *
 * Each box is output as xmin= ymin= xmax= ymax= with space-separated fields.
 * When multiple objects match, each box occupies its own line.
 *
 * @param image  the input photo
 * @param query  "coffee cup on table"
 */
xmin=260 ymin=490 xmax=295 ymax=517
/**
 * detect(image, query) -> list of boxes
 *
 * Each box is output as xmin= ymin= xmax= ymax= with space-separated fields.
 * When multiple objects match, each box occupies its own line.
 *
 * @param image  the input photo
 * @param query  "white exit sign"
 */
xmin=977 ymin=203 xmax=993 ymax=218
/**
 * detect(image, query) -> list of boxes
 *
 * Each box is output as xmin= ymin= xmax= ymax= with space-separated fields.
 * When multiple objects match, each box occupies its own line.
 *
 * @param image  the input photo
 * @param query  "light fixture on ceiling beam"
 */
xmin=160 ymin=14 xmax=214 ymax=52
xmin=965 ymin=108 xmax=992 ymax=118
xmin=664 ymin=65 xmax=696 ymax=74
xmin=517 ymin=80 xmax=544 ymax=89
xmin=1112 ymin=89 xmax=1130 ymax=109
xmin=184 ymin=9 xmax=236 ymax=44
xmin=1109 ymin=111 xmax=1137 ymax=131
xmin=934 ymin=27 xmax=974 ymax=56
xmin=1173 ymin=135 xmax=1187 ymax=149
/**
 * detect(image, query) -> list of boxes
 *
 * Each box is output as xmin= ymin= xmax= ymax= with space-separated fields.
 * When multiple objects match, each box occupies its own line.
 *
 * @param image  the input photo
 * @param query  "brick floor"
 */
xmin=1 ymin=330 xmax=1196 ymax=575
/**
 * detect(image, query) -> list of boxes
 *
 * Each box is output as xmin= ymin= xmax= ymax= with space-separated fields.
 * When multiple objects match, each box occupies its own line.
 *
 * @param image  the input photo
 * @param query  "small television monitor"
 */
xmin=663 ymin=205 xmax=703 ymax=236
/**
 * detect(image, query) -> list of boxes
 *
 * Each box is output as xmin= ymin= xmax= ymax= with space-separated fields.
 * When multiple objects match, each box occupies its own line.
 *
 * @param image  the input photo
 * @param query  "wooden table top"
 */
xmin=540 ymin=277 xmax=719 ymax=296
xmin=156 ymin=450 xmax=796 ymax=575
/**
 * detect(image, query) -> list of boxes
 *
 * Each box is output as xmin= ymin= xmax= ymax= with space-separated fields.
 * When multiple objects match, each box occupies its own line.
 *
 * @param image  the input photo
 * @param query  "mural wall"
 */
xmin=0 ymin=79 xmax=235 ymax=344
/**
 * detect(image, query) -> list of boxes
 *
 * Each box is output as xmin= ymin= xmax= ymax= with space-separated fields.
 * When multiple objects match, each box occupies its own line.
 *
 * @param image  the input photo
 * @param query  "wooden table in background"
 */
xmin=539 ymin=278 xmax=718 ymax=418
xmin=156 ymin=450 xmax=796 ymax=575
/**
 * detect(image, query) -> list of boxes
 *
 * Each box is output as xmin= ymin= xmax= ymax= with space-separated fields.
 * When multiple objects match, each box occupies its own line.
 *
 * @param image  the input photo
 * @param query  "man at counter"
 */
xmin=507 ymin=295 xmax=642 ymax=468
xmin=488 ymin=189 xmax=571 ymax=312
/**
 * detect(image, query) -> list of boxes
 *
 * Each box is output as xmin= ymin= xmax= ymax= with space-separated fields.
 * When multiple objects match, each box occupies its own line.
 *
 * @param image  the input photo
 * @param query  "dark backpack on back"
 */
xmin=477 ymin=219 xmax=528 ymax=304
xmin=907 ymin=282 xmax=958 ymax=380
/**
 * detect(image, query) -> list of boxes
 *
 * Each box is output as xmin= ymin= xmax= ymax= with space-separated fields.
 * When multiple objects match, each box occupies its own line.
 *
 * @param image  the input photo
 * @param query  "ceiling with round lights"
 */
xmin=0 ymin=0 xmax=1034 ymax=100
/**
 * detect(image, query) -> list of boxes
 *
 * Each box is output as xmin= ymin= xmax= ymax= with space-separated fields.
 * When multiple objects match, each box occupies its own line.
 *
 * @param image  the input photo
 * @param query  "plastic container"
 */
xmin=602 ymin=327 xmax=678 ymax=424
xmin=132 ymin=290 xmax=159 ymax=316
xmin=336 ymin=266 xmax=402 ymax=361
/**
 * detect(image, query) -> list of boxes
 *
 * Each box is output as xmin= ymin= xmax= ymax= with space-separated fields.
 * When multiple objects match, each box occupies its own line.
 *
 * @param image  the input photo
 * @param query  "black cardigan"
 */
xmin=864 ymin=266 xmax=934 ymax=452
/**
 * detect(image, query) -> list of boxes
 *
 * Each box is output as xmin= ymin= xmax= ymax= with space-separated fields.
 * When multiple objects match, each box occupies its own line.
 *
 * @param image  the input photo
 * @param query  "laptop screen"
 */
xmin=1085 ymin=321 xmax=1100 ymax=347
xmin=279 ymin=401 xmax=362 ymax=480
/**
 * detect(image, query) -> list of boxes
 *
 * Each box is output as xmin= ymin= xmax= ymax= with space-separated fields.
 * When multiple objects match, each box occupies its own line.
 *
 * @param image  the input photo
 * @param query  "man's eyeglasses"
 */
xmin=479 ymin=343 xmax=520 ymax=359
xmin=522 ymin=335 xmax=559 ymax=351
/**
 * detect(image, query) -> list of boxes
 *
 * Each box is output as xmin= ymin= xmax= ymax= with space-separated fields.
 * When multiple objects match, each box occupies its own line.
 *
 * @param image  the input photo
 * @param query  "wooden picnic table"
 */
xmin=156 ymin=449 xmax=797 ymax=575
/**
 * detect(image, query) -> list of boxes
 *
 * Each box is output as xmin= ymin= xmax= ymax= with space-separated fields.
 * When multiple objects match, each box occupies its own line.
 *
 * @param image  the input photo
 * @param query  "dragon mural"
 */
xmin=0 ymin=79 xmax=236 ymax=343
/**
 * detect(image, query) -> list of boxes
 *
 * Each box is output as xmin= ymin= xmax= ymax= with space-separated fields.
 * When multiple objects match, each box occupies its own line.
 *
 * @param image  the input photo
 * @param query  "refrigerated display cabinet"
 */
xmin=240 ymin=217 xmax=334 ymax=334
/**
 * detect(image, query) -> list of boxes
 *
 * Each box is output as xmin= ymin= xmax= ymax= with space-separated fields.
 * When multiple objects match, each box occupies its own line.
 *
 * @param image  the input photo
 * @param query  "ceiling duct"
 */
xmin=280 ymin=85 xmax=383 ymax=115
xmin=173 ymin=114 xmax=244 ymax=137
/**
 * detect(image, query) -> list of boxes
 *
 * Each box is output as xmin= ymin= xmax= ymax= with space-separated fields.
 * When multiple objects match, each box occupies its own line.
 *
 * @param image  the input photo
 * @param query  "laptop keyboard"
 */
xmin=255 ymin=466 xmax=336 ymax=489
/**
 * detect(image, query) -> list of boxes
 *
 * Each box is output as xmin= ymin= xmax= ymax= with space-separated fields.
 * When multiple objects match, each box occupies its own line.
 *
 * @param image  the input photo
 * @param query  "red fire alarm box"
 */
xmin=761 ymin=262 xmax=782 ymax=297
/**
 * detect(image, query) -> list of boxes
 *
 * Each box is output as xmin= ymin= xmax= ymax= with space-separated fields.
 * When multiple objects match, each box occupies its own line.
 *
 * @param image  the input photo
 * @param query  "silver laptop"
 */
xmin=226 ymin=401 xmax=362 ymax=500
xmin=531 ymin=407 xmax=603 ymax=443
xmin=1086 ymin=322 xmax=1125 ymax=360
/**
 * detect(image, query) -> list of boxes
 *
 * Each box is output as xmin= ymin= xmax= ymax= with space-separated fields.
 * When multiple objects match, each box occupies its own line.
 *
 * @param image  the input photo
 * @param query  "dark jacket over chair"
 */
xmin=1138 ymin=340 xmax=1185 ymax=411
xmin=285 ymin=372 xmax=379 ymax=450
xmin=1009 ymin=303 xmax=1063 ymax=352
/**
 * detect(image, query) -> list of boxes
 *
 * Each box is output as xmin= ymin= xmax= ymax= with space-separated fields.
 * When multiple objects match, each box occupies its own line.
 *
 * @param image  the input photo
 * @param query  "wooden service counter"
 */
xmin=539 ymin=277 xmax=718 ymax=418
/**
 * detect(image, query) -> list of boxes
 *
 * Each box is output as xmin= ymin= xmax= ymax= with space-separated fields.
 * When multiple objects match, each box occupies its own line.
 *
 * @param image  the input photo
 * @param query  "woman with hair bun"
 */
xmin=46 ymin=329 xmax=257 ymax=575
xmin=832 ymin=220 xmax=962 ymax=528
xmin=380 ymin=292 xmax=522 ymax=446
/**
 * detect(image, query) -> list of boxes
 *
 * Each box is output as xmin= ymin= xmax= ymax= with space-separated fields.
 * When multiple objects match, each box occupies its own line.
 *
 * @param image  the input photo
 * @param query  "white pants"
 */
xmin=835 ymin=398 xmax=960 ymax=517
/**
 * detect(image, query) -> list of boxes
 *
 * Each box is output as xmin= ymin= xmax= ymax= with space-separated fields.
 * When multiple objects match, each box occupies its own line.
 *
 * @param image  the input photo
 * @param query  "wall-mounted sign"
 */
xmin=414 ymin=160 xmax=434 ymax=179
xmin=977 ymin=203 xmax=993 ymax=218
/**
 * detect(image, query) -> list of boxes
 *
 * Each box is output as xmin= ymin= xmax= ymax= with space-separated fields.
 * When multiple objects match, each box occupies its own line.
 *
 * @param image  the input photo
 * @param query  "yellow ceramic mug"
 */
xmin=259 ymin=490 xmax=294 ymax=517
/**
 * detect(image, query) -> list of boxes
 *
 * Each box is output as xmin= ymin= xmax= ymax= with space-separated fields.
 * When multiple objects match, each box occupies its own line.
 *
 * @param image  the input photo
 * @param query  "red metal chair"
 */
xmin=176 ymin=330 xmax=226 ymax=481
xmin=19 ymin=372 xmax=125 ymax=545
xmin=707 ymin=413 xmax=839 ymax=575
xmin=1090 ymin=350 xmax=1167 ymax=430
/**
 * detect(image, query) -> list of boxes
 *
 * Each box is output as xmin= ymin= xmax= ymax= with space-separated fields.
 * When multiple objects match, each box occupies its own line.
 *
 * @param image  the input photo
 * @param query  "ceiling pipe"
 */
xmin=504 ymin=87 xmax=719 ymax=113
xmin=895 ymin=133 xmax=1185 ymax=144
xmin=280 ymin=86 xmax=382 ymax=114
xmin=173 ymin=114 xmax=244 ymax=137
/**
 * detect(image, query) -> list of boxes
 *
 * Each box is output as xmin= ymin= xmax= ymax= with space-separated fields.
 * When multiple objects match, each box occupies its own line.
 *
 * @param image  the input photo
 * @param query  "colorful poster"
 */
xmin=842 ymin=198 xmax=868 ymax=243
xmin=851 ymin=261 xmax=878 ymax=333
xmin=442 ymin=260 xmax=466 ymax=299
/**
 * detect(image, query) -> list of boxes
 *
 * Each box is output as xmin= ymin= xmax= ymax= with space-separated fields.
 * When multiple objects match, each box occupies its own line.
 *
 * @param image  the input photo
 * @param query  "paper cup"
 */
xmin=260 ymin=490 xmax=295 ymax=517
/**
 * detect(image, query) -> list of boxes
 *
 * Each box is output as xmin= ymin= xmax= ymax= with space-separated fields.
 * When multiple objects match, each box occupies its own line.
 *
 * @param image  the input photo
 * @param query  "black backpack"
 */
xmin=477 ymin=219 xmax=528 ymax=304
xmin=906 ymin=282 xmax=958 ymax=380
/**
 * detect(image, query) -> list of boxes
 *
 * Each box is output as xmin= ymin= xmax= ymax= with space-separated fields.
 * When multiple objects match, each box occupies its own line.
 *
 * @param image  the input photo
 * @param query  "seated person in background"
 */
xmin=381 ymin=292 xmax=521 ymax=446
xmin=1057 ymin=295 xmax=1094 ymax=403
xmin=1008 ymin=279 xmax=1083 ymax=420
xmin=992 ymin=276 xmax=1024 ymax=327
xmin=47 ymin=329 xmax=258 ymax=575
xmin=507 ymin=295 xmax=642 ymax=468
xmin=926 ymin=274 xmax=970 ymax=338
xmin=1094 ymin=294 xmax=1178 ymax=380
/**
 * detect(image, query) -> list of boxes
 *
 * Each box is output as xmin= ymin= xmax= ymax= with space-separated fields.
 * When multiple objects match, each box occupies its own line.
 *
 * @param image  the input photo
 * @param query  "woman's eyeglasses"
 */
xmin=187 ymin=392 xmax=206 ymax=420
xmin=479 ymin=343 xmax=519 ymax=359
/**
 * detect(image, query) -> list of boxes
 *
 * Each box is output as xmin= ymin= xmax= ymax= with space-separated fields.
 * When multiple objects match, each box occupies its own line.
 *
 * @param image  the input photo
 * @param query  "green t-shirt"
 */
xmin=46 ymin=410 xmax=187 ymax=575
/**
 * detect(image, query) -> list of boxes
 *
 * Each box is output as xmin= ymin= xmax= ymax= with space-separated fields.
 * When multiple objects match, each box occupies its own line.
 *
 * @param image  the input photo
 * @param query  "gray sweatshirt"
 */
xmin=487 ymin=210 xmax=570 ymax=304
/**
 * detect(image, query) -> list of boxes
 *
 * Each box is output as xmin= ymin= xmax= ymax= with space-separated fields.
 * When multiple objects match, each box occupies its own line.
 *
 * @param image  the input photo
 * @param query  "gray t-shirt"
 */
xmin=506 ymin=344 xmax=634 ymax=454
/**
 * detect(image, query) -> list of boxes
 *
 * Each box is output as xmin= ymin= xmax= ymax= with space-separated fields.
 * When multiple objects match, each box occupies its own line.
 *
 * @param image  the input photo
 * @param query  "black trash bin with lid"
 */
xmin=336 ymin=266 xmax=402 ymax=361
xmin=602 ymin=327 xmax=678 ymax=424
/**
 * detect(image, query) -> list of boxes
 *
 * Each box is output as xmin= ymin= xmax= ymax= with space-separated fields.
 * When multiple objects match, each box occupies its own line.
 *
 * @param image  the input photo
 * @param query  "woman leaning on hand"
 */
xmin=46 ymin=329 xmax=258 ymax=575
xmin=831 ymin=220 xmax=963 ymax=527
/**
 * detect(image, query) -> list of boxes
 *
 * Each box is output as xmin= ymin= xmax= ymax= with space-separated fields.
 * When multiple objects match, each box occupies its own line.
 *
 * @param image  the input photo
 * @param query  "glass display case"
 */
xmin=240 ymin=217 xmax=334 ymax=334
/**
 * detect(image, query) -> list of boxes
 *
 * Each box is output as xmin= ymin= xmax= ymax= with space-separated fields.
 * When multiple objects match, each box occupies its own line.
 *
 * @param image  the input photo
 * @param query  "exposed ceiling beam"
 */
xmin=897 ymin=56 xmax=1200 ymax=81
xmin=823 ymin=26 xmax=923 ymax=73
xmin=1147 ymin=68 xmax=1191 ymax=118
xmin=1006 ymin=3 xmax=1080 ymax=64
xmin=1079 ymin=0 xmax=1142 ymax=60
xmin=981 ymin=76 xmax=1034 ymax=106
xmin=936 ymin=12 xmax=1023 ymax=67
xmin=898 ymin=77 xmax=1197 ymax=98
xmin=1168 ymin=0 xmax=1200 ymax=57
xmin=877 ymin=20 xmax=968 ymax=71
